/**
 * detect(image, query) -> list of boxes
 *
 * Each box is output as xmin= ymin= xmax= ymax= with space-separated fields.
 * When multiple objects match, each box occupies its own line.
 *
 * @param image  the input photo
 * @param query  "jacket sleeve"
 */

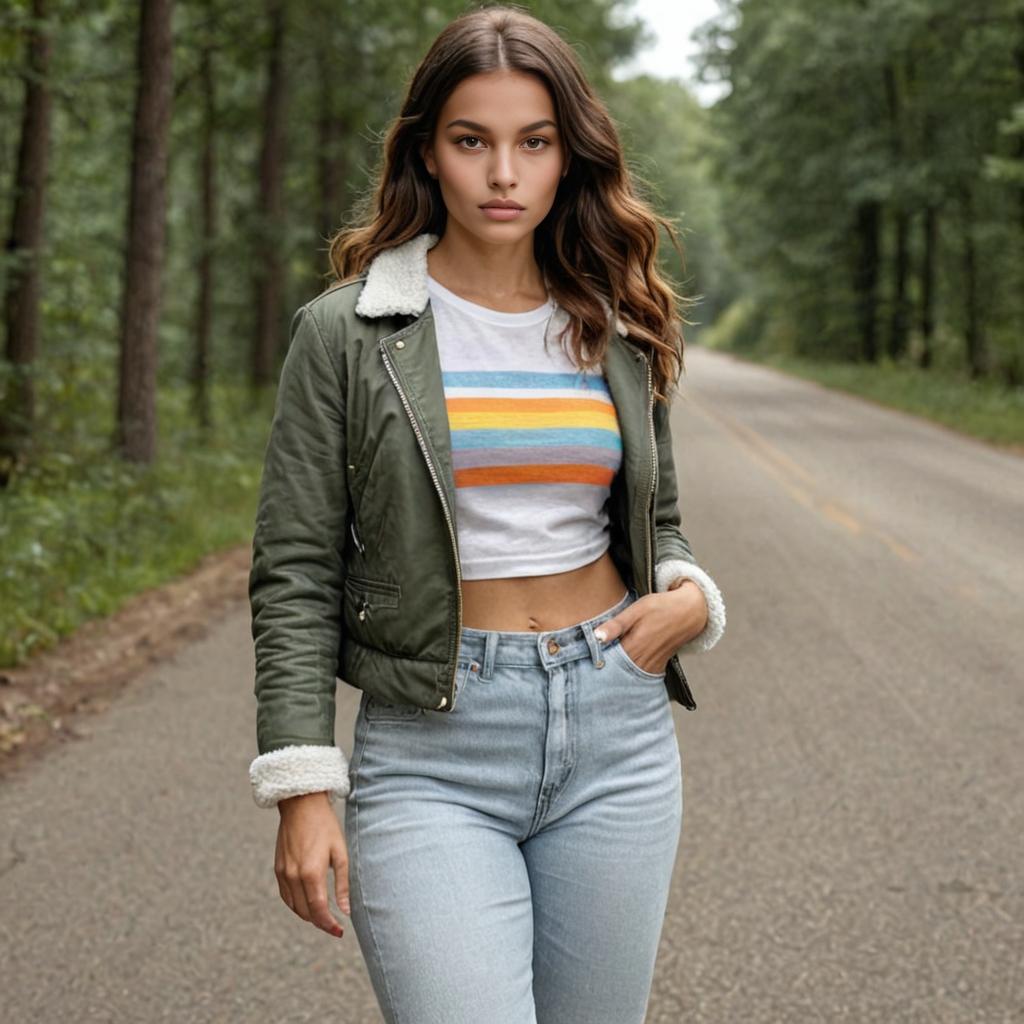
xmin=650 ymin=392 xmax=727 ymax=654
xmin=247 ymin=303 xmax=352 ymax=808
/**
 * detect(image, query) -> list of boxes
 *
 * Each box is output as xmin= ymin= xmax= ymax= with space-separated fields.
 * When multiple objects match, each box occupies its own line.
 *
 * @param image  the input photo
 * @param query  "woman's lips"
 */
xmin=480 ymin=205 xmax=525 ymax=221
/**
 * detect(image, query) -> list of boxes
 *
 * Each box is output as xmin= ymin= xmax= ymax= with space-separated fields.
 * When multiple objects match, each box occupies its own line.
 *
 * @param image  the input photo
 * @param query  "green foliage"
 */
xmin=0 ymin=375 xmax=272 ymax=666
xmin=699 ymin=294 xmax=767 ymax=354
xmin=606 ymin=75 xmax=723 ymax=307
xmin=1 ymin=0 xmax=674 ymax=666
xmin=694 ymin=0 xmax=1024 ymax=383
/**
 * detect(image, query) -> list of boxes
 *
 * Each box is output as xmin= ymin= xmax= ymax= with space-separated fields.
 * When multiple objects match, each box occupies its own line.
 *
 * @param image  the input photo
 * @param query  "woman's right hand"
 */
xmin=275 ymin=790 xmax=350 ymax=938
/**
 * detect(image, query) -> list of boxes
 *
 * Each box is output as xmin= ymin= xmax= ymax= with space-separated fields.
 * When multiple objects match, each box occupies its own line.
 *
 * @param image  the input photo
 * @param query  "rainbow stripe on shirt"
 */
xmin=441 ymin=369 xmax=622 ymax=489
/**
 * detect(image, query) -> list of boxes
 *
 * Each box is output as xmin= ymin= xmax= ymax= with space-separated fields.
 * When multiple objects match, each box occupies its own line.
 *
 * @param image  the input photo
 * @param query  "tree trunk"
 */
xmin=0 ymin=0 xmax=53 ymax=485
xmin=889 ymin=211 xmax=910 ymax=361
xmin=251 ymin=0 xmax=287 ymax=388
xmin=883 ymin=59 xmax=910 ymax=362
xmin=1013 ymin=10 xmax=1024 ymax=387
xmin=115 ymin=0 xmax=175 ymax=463
xmin=314 ymin=36 xmax=350 ymax=296
xmin=957 ymin=182 xmax=987 ymax=379
xmin=853 ymin=201 xmax=881 ymax=362
xmin=919 ymin=203 xmax=937 ymax=370
xmin=917 ymin=103 xmax=938 ymax=371
xmin=192 ymin=14 xmax=215 ymax=432
xmin=1015 ymin=12 xmax=1024 ymax=233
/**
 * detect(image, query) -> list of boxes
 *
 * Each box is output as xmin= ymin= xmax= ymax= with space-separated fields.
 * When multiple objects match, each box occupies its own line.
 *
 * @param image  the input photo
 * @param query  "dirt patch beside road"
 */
xmin=0 ymin=544 xmax=251 ymax=781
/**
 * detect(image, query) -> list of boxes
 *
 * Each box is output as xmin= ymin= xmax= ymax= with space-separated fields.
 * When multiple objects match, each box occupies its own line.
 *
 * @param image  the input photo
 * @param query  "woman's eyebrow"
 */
xmin=444 ymin=118 xmax=557 ymax=133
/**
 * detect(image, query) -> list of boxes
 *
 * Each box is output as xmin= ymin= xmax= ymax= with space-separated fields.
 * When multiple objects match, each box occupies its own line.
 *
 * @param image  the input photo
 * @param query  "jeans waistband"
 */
xmin=458 ymin=586 xmax=635 ymax=677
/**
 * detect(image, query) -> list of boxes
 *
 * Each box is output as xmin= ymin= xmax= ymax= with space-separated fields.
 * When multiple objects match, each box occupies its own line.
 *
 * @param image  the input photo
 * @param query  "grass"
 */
xmin=697 ymin=295 xmax=1024 ymax=448
xmin=729 ymin=350 xmax=1024 ymax=449
xmin=0 ymin=380 xmax=273 ymax=667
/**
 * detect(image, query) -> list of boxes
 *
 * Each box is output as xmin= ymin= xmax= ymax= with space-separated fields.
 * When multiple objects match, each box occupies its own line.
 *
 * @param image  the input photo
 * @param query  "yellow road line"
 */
xmin=685 ymin=393 xmax=920 ymax=564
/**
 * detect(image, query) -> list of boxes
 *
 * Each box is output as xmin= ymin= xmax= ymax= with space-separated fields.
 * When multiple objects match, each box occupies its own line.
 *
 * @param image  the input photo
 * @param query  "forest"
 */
xmin=1 ymin=0 xmax=1022 ymax=670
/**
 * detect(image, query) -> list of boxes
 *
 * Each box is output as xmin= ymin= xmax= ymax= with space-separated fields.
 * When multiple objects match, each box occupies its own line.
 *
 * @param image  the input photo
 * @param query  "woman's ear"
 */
xmin=420 ymin=142 xmax=437 ymax=179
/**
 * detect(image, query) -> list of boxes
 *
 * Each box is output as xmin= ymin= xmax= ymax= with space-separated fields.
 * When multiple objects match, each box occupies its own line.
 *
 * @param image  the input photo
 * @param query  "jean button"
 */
xmin=547 ymin=639 xmax=560 ymax=654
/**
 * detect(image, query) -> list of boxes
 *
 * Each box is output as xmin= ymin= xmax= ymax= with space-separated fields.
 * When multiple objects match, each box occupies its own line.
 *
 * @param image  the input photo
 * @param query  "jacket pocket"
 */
xmin=344 ymin=574 xmax=401 ymax=620
xmin=364 ymin=693 xmax=424 ymax=722
xmin=343 ymin=574 xmax=403 ymax=656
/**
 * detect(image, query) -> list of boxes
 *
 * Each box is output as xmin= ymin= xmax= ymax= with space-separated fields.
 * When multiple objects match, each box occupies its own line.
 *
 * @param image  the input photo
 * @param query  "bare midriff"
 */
xmin=459 ymin=550 xmax=629 ymax=632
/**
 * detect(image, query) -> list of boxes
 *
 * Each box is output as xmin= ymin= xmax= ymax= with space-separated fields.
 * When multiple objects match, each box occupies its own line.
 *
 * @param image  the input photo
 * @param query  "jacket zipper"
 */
xmin=644 ymin=356 xmax=697 ymax=711
xmin=644 ymin=357 xmax=657 ymax=597
xmin=378 ymin=338 xmax=463 ymax=711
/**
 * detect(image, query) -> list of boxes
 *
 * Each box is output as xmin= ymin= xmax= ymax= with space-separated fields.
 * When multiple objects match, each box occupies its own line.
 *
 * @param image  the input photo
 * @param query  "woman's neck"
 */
xmin=425 ymin=232 xmax=547 ymax=312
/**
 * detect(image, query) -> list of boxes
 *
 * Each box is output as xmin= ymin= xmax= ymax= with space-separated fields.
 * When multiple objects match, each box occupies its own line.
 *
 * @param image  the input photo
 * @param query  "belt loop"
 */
xmin=582 ymin=620 xmax=604 ymax=668
xmin=482 ymin=630 xmax=498 ymax=681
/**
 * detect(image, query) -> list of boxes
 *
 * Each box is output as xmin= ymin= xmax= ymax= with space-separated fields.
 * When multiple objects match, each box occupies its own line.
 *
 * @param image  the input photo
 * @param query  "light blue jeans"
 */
xmin=344 ymin=586 xmax=684 ymax=1024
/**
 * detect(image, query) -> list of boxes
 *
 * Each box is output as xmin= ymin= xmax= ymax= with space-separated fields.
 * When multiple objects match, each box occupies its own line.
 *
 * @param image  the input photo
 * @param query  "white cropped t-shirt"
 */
xmin=426 ymin=273 xmax=623 ymax=580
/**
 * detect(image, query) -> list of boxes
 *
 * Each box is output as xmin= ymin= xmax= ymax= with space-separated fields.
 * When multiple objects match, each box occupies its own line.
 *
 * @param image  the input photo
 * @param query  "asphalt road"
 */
xmin=1 ymin=346 xmax=1021 ymax=1022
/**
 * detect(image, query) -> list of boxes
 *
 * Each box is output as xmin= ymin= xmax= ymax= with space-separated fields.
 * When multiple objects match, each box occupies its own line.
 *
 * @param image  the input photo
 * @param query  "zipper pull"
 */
xmin=350 ymin=519 xmax=366 ymax=554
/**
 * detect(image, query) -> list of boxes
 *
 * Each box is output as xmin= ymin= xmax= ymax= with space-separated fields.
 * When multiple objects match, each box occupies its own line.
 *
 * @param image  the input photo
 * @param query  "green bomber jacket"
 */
xmin=248 ymin=232 xmax=726 ymax=808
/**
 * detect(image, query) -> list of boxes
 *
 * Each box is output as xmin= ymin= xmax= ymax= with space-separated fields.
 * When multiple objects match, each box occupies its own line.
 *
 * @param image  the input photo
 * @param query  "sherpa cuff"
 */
xmin=249 ymin=744 xmax=351 ymax=809
xmin=655 ymin=559 xmax=726 ymax=654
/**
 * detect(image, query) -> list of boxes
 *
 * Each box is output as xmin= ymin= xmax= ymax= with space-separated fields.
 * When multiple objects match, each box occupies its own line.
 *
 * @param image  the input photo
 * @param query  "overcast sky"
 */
xmin=611 ymin=0 xmax=728 ymax=106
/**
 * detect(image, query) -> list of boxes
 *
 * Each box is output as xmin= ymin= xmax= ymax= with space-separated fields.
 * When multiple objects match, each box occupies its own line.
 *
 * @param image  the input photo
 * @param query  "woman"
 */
xmin=247 ymin=7 xmax=726 ymax=1023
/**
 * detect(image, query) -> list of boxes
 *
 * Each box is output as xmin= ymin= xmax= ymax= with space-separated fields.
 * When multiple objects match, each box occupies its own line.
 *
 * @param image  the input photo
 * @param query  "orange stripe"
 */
xmin=455 ymin=464 xmax=616 ymax=487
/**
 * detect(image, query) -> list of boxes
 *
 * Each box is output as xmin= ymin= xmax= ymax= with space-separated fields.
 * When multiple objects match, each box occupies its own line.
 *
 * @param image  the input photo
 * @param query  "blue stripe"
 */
xmin=442 ymin=370 xmax=609 ymax=393
xmin=451 ymin=427 xmax=622 ymax=450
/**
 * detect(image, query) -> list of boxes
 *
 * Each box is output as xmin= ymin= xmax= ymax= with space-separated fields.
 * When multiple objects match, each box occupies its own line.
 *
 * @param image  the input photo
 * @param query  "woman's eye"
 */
xmin=454 ymin=136 xmax=550 ymax=151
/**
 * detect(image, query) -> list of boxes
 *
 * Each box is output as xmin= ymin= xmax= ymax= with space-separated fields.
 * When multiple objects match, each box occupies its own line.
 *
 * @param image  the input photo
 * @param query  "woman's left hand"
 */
xmin=595 ymin=583 xmax=708 ymax=675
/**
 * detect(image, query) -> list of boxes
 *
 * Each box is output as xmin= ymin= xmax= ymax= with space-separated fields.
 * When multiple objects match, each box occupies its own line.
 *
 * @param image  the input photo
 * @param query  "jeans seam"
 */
xmin=553 ymin=662 xmax=580 ymax=800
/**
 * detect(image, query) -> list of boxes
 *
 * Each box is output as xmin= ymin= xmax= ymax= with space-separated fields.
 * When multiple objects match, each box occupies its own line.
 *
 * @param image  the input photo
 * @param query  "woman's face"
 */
xmin=420 ymin=69 xmax=569 ymax=244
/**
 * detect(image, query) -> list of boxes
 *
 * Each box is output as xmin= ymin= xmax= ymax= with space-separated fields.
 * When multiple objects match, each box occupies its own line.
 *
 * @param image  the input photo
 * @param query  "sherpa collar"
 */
xmin=354 ymin=231 xmax=627 ymax=338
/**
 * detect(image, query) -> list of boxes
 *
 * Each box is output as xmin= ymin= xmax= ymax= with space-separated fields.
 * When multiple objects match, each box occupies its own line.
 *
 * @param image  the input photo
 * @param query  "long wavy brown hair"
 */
xmin=326 ymin=3 xmax=696 ymax=402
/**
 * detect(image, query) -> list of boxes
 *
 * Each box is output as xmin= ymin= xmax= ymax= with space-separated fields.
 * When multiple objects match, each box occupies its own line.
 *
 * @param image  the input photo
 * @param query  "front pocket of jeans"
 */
xmin=608 ymin=638 xmax=666 ymax=681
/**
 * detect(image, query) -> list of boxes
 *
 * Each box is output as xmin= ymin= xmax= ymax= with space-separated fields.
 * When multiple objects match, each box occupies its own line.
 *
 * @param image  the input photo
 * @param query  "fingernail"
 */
xmin=340 ymin=898 xmax=351 ymax=915
xmin=594 ymin=629 xmax=606 ymax=643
